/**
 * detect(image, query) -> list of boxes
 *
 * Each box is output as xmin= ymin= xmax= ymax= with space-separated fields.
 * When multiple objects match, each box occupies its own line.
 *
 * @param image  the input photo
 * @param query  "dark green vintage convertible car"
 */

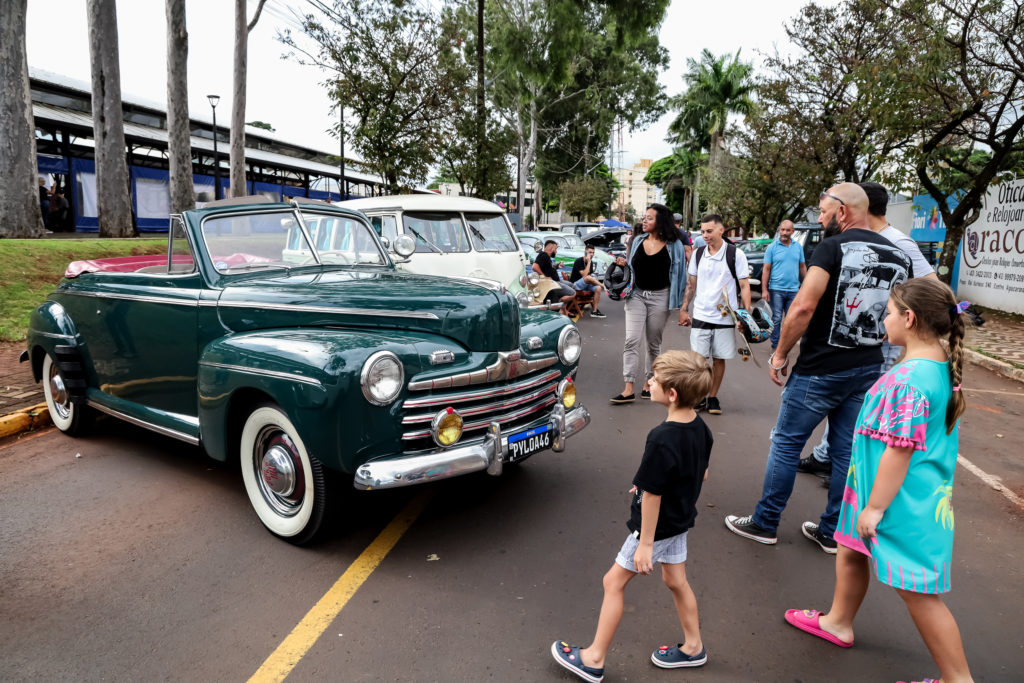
xmin=23 ymin=197 xmax=590 ymax=544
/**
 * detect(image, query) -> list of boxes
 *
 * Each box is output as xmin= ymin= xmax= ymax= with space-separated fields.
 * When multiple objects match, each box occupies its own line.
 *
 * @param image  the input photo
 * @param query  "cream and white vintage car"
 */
xmin=339 ymin=195 xmax=537 ymax=304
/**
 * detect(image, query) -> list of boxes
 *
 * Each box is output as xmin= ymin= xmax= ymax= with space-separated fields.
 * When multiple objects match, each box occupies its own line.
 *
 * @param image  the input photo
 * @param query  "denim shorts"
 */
xmin=615 ymin=530 xmax=688 ymax=572
xmin=572 ymin=279 xmax=597 ymax=292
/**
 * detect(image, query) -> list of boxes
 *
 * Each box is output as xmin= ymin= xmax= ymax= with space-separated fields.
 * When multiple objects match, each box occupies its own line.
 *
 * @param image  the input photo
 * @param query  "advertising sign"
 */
xmin=958 ymin=178 xmax=1024 ymax=314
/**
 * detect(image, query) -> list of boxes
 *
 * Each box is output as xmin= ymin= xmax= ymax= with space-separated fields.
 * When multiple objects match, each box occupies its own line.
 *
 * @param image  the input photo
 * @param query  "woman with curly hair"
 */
xmin=611 ymin=203 xmax=688 ymax=404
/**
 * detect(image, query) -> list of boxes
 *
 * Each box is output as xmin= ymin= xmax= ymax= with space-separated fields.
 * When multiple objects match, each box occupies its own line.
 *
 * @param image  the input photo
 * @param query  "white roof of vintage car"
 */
xmin=339 ymin=194 xmax=505 ymax=214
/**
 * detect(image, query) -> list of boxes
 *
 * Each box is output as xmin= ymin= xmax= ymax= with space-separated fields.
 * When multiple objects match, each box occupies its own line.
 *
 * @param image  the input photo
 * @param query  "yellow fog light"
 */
xmin=431 ymin=407 xmax=463 ymax=447
xmin=558 ymin=377 xmax=576 ymax=409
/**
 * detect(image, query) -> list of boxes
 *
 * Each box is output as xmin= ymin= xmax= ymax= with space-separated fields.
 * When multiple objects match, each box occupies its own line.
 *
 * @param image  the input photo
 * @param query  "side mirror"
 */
xmin=532 ymin=242 xmax=542 ymax=253
xmin=393 ymin=234 xmax=416 ymax=258
xmin=380 ymin=236 xmax=391 ymax=251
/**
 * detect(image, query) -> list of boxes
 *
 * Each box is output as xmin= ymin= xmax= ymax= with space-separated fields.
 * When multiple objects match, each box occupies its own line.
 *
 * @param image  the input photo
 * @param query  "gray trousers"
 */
xmin=622 ymin=288 xmax=671 ymax=384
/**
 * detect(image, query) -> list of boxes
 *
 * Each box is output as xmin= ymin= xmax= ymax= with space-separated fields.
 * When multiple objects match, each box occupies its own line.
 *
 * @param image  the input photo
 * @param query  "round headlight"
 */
xmin=557 ymin=325 xmax=582 ymax=365
xmin=528 ymin=273 xmax=540 ymax=287
xmin=558 ymin=377 xmax=577 ymax=409
xmin=516 ymin=291 xmax=529 ymax=306
xmin=360 ymin=351 xmax=404 ymax=405
xmin=519 ymin=273 xmax=529 ymax=288
xmin=432 ymin=407 xmax=463 ymax=447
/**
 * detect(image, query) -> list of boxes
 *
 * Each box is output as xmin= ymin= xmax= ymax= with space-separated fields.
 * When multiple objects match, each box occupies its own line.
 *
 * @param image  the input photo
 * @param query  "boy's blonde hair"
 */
xmin=651 ymin=350 xmax=712 ymax=408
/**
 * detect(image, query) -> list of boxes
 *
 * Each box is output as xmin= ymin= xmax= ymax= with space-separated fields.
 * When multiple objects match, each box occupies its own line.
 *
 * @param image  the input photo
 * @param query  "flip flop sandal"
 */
xmin=550 ymin=640 xmax=604 ymax=683
xmin=784 ymin=609 xmax=854 ymax=648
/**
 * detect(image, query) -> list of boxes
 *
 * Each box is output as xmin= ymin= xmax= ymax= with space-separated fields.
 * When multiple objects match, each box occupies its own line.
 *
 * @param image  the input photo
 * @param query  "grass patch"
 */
xmin=971 ymin=346 xmax=1024 ymax=371
xmin=0 ymin=238 xmax=166 ymax=342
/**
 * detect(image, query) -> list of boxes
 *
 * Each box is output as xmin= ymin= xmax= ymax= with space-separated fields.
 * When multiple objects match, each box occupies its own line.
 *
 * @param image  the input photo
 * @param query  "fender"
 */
xmin=26 ymin=301 xmax=82 ymax=382
xmin=197 ymin=328 xmax=424 ymax=472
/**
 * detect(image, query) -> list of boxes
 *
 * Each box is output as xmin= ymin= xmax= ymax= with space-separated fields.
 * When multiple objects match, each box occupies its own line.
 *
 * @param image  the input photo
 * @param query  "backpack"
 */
xmin=694 ymin=243 xmax=739 ymax=294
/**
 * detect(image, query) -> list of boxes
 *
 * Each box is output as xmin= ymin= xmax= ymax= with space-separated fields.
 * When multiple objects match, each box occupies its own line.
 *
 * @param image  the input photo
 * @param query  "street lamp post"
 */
xmin=207 ymin=95 xmax=221 ymax=200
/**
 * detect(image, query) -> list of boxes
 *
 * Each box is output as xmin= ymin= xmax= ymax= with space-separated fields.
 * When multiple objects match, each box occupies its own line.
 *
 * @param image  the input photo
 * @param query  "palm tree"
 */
xmin=669 ymin=49 xmax=756 ymax=172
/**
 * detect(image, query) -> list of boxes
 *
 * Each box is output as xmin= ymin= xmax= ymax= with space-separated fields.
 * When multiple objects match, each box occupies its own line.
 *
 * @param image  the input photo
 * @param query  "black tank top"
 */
xmin=632 ymin=242 xmax=670 ymax=291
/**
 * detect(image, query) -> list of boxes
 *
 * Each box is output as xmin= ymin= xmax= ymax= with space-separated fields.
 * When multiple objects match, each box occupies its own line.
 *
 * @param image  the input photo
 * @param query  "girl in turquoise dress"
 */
xmin=784 ymin=279 xmax=973 ymax=683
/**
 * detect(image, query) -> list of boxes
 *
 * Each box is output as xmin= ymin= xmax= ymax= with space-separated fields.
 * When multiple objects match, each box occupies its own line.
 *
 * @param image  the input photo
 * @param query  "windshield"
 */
xmin=202 ymin=210 xmax=386 ymax=273
xmin=403 ymin=211 xmax=471 ymax=253
xmin=739 ymin=241 xmax=768 ymax=255
xmin=465 ymin=213 xmax=517 ymax=251
xmin=561 ymin=235 xmax=584 ymax=249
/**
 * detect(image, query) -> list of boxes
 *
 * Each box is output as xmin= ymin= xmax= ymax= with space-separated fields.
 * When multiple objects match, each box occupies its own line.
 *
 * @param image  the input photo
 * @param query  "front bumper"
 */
xmin=353 ymin=403 xmax=590 ymax=490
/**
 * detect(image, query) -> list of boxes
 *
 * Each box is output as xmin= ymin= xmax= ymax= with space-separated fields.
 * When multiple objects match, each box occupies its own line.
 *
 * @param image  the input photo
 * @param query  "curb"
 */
xmin=0 ymin=402 xmax=52 ymax=439
xmin=964 ymin=349 xmax=1024 ymax=385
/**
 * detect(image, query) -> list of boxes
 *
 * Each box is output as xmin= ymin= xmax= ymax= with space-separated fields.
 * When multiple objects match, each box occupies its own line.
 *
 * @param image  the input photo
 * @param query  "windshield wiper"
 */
xmin=405 ymin=226 xmax=444 ymax=254
xmin=467 ymin=224 xmax=498 ymax=252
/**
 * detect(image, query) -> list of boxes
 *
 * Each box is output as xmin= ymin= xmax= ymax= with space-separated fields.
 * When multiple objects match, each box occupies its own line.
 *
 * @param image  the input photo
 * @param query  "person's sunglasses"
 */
xmin=820 ymin=191 xmax=845 ymax=206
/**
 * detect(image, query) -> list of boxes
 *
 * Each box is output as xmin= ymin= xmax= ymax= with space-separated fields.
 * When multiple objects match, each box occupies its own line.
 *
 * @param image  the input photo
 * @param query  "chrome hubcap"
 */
xmin=261 ymin=444 xmax=296 ymax=497
xmin=253 ymin=427 xmax=304 ymax=517
xmin=47 ymin=364 xmax=71 ymax=420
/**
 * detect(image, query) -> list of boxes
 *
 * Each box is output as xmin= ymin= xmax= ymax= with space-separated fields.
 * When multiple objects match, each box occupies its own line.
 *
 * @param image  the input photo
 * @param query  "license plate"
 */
xmin=506 ymin=424 xmax=553 ymax=462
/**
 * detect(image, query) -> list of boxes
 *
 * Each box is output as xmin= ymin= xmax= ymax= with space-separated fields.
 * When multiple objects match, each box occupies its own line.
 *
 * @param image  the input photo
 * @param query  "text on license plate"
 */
xmin=507 ymin=424 xmax=553 ymax=462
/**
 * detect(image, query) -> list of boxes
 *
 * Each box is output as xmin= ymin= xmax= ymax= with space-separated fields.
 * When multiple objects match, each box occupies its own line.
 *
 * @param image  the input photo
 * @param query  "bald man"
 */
xmin=762 ymin=219 xmax=806 ymax=350
xmin=726 ymin=183 xmax=915 ymax=554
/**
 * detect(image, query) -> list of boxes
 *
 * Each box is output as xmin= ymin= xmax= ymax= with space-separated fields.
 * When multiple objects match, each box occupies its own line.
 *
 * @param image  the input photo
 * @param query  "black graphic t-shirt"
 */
xmin=627 ymin=418 xmax=713 ymax=541
xmin=534 ymin=250 xmax=560 ymax=280
xmin=794 ymin=228 xmax=913 ymax=375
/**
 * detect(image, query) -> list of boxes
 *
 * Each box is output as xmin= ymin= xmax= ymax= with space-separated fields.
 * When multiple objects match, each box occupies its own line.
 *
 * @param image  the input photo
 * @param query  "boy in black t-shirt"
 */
xmin=552 ymin=351 xmax=714 ymax=682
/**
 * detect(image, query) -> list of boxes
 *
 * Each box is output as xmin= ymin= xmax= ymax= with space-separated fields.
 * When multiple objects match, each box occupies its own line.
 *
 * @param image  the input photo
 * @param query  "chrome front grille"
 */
xmin=401 ymin=368 xmax=561 ymax=446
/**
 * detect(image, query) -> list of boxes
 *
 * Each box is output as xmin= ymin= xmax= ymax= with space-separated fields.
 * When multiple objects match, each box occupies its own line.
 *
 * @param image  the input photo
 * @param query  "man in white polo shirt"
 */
xmin=679 ymin=213 xmax=751 ymax=414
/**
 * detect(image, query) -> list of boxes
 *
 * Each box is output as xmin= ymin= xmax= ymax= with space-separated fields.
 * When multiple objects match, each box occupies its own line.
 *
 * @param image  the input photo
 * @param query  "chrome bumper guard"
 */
xmin=353 ymin=403 xmax=590 ymax=490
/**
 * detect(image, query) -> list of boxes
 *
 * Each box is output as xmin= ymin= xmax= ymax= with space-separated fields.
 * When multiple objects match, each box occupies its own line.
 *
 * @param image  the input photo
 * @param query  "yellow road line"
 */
xmin=249 ymin=491 xmax=433 ymax=683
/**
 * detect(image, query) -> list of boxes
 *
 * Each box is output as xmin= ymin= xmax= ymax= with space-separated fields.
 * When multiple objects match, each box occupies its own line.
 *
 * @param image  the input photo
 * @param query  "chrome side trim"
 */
xmin=28 ymin=329 xmax=76 ymax=340
xmin=215 ymin=299 xmax=440 ymax=320
xmin=403 ymin=369 xmax=561 ymax=408
xmin=62 ymin=290 xmax=200 ymax=306
xmin=407 ymin=354 xmax=557 ymax=391
xmin=198 ymin=361 xmax=323 ymax=386
xmin=402 ymin=382 xmax=557 ymax=425
xmin=87 ymin=400 xmax=200 ymax=446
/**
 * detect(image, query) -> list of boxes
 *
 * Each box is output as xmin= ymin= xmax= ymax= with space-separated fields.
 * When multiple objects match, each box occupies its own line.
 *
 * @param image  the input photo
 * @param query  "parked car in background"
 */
xmin=792 ymin=223 xmax=824 ymax=262
xmin=559 ymin=222 xmax=603 ymax=238
xmin=339 ymin=195 xmax=532 ymax=302
xmin=516 ymin=231 xmax=614 ymax=278
xmin=582 ymin=227 xmax=629 ymax=258
xmin=24 ymin=198 xmax=590 ymax=545
xmin=737 ymin=239 xmax=769 ymax=289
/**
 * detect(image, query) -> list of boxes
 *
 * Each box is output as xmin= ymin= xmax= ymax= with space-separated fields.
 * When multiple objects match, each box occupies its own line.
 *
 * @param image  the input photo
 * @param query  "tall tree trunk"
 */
xmin=516 ymin=100 xmax=538 ymax=219
xmin=0 ymin=0 xmax=45 ymax=238
xmin=229 ymin=0 xmax=267 ymax=197
xmin=166 ymin=0 xmax=193 ymax=214
xmin=692 ymin=168 xmax=701 ymax=224
xmin=473 ymin=0 xmax=485 ymax=198
xmin=87 ymin=0 xmax=135 ymax=237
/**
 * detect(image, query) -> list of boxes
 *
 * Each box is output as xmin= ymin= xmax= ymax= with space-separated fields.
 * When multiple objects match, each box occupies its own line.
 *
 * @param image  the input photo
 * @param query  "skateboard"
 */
xmin=717 ymin=286 xmax=760 ymax=366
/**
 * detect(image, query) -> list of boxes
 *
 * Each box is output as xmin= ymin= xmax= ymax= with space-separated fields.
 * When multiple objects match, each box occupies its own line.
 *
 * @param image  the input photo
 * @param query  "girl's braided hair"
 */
xmin=889 ymin=278 xmax=966 ymax=434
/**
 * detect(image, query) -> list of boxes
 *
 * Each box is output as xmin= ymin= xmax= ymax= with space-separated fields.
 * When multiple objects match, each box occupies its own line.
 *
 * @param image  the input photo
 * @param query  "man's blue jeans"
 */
xmin=769 ymin=290 xmax=798 ymax=348
xmin=753 ymin=363 xmax=881 ymax=537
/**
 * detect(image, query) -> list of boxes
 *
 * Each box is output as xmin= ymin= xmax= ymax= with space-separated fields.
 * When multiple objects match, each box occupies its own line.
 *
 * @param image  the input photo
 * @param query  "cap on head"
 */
xmin=673 ymin=213 xmax=682 ymax=222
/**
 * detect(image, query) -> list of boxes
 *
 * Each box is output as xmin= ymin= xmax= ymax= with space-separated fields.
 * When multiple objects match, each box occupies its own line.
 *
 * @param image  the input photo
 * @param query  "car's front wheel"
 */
xmin=239 ymin=404 xmax=327 ymax=545
xmin=42 ymin=352 xmax=90 ymax=436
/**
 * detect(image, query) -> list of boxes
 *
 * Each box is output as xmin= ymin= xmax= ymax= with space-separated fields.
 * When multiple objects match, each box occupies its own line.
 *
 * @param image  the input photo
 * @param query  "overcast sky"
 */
xmin=26 ymin=0 xmax=835 ymax=171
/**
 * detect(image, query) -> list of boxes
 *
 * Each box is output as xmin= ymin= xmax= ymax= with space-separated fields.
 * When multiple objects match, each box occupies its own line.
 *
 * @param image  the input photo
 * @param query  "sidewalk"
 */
xmin=2 ymin=312 xmax=1022 ymax=438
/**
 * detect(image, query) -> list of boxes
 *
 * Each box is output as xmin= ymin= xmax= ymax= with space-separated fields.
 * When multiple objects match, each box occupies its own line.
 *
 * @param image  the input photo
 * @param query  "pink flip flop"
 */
xmin=784 ymin=609 xmax=853 ymax=648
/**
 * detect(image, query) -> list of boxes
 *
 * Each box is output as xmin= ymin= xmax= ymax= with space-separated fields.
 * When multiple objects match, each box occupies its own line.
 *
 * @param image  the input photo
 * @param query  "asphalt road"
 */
xmin=1 ymin=302 xmax=1022 ymax=682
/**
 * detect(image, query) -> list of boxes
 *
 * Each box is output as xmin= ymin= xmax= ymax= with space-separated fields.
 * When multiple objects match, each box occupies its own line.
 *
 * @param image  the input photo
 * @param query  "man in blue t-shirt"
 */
xmin=761 ymin=220 xmax=806 ymax=350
